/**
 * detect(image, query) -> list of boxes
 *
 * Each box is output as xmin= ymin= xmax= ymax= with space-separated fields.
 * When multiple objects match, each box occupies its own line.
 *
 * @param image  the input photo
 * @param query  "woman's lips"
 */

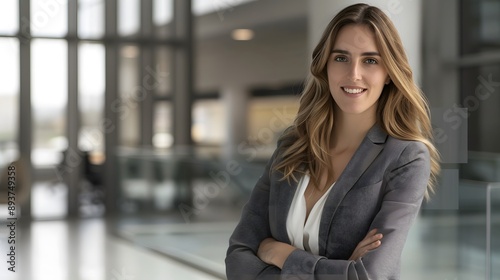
xmin=342 ymin=87 xmax=367 ymax=95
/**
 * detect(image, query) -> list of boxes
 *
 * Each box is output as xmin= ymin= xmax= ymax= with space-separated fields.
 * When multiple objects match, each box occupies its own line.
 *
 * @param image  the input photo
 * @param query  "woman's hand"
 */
xmin=257 ymin=238 xmax=297 ymax=269
xmin=349 ymin=229 xmax=383 ymax=261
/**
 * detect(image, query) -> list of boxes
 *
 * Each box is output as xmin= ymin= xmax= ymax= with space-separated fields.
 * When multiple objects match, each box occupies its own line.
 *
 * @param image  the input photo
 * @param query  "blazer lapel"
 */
xmin=271 ymin=175 xmax=298 ymax=243
xmin=318 ymin=124 xmax=387 ymax=256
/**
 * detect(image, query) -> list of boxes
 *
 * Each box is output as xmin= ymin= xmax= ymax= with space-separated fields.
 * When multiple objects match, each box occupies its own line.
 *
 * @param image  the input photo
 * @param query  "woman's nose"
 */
xmin=348 ymin=62 xmax=362 ymax=81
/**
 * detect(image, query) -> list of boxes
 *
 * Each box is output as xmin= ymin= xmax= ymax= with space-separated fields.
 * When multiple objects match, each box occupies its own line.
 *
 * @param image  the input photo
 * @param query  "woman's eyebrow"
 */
xmin=331 ymin=49 xmax=381 ymax=56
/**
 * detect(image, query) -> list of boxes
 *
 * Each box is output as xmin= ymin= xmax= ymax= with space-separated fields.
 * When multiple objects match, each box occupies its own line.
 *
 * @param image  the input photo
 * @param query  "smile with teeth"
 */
xmin=342 ymin=87 xmax=366 ymax=94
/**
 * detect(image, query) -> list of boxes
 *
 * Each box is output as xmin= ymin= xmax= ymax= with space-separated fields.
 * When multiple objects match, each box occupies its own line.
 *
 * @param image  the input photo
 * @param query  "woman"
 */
xmin=226 ymin=3 xmax=440 ymax=279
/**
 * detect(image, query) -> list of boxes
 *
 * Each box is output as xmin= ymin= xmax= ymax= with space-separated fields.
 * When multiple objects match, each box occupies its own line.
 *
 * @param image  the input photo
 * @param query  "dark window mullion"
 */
xmin=104 ymin=0 xmax=119 ymax=215
xmin=19 ymin=0 xmax=33 ymax=219
xmin=66 ymin=0 xmax=80 ymax=217
xmin=140 ymin=0 xmax=154 ymax=146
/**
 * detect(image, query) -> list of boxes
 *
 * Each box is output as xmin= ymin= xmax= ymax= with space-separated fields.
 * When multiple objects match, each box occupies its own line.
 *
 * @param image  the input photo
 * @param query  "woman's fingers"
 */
xmin=357 ymin=229 xmax=383 ymax=248
xmin=349 ymin=229 xmax=384 ymax=260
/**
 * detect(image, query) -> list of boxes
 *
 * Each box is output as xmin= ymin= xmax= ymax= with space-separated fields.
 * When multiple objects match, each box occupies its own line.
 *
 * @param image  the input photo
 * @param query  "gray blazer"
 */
xmin=225 ymin=124 xmax=431 ymax=280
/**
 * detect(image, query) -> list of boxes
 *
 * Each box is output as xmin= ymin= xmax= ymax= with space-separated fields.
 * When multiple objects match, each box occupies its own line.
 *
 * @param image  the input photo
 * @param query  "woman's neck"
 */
xmin=331 ymin=110 xmax=376 ymax=152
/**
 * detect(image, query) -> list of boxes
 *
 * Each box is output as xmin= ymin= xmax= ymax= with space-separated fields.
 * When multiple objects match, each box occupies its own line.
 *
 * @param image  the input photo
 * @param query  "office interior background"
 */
xmin=0 ymin=0 xmax=499 ymax=279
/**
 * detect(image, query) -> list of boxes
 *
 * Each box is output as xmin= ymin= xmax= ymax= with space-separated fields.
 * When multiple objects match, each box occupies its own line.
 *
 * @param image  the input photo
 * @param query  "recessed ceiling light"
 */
xmin=231 ymin=29 xmax=254 ymax=41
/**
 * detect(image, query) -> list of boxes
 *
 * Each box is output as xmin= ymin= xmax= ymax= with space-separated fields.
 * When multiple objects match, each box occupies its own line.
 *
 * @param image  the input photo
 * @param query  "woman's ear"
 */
xmin=385 ymin=76 xmax=391 ymax=85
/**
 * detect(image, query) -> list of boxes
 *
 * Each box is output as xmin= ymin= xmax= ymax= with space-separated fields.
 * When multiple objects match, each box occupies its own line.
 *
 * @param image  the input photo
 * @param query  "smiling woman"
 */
xmin=226 ymin=3 xmax=440 ymax=280
xmin=327 ymin=24 xmax=390 ymax=117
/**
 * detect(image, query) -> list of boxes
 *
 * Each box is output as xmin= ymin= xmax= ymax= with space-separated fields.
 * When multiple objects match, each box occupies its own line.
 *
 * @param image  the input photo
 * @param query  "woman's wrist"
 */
xmin=272 ymin=242 xmax=297 ymax=269
xmin=258 ymin=238 xmax=297 ymax=269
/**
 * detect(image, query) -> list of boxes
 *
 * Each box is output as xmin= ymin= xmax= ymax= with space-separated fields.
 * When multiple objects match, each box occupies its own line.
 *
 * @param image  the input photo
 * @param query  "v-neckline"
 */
xmin=302 ymin=175 xmax=335 ymax=226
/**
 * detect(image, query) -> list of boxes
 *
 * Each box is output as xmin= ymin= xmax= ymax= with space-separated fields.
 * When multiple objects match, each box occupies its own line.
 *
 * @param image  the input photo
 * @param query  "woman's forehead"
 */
xmin=332 ymin=25 xmax=379 ymax=53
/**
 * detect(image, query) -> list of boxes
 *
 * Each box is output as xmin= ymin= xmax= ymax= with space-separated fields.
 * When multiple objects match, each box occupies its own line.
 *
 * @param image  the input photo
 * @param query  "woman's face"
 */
xmin=326 ymin=24 xmax=389 ymax=117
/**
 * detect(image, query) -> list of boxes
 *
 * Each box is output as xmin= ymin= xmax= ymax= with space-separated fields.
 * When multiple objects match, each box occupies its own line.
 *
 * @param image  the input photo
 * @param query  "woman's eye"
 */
xmin=334 ymin=56 xmax=348 ymax=62
xmin=365 ymin=58 xmax=378 ymax=64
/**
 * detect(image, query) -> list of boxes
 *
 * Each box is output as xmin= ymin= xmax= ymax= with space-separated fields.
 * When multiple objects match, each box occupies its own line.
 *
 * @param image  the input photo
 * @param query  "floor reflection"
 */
xmin=0 ymin=219 xmax=220 ymax=280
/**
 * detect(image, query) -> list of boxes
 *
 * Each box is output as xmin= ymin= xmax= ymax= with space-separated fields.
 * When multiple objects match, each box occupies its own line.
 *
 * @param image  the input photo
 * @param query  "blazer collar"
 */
xmin=366 ymin=122 xmax=388 ymax=144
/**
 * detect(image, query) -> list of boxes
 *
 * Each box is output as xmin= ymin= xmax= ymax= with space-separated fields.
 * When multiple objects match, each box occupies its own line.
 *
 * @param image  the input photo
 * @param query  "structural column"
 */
xmin=222 ymin=86 xmax=249 ymax=159
xmin=104 ymin=0 xmax=119 ymax=216
xmin=140 ymin=0 xmax=154 ymax=147
xmin=19 ymin=0 xmax=32 ymax=219
xmin=67 ymin=0 xmax=80 ymax=218
xmin=172 ymin=0 xmax=194 ymax=147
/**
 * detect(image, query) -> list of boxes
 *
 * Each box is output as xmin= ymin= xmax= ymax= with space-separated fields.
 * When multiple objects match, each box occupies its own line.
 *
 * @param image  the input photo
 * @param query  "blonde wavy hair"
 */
xmin=273 ymin=3 xmax=440 ymax=199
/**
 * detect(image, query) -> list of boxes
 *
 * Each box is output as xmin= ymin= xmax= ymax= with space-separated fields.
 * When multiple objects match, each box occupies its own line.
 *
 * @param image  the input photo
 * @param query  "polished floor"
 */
xmin=0 ymin=218 xmax=220 ymax=280
xmin=0 ymin=211 xmax=498 ymax=280
xmin=0 ymin=182 xmax=499 ymax=280
xmin=118 ymin=211 xmax=500 ymax=280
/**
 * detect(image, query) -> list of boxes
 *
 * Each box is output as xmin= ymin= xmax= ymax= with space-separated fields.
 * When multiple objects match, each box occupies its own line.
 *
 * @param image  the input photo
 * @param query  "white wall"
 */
xmin=195 ymin=30 xmax=308 ymax=92
xmin=194 ymin=0 xmax=309 ymax=92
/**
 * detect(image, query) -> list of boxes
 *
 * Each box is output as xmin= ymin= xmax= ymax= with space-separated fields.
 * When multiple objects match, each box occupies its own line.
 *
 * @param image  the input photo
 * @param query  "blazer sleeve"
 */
xmin=280 ymin=141 xmax=431 ymax=280
xmin=225 ymin=147 xmax=282 ymax=280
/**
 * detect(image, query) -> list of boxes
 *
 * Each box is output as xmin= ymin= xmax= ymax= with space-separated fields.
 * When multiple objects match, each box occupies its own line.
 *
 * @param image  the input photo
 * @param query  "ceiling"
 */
xmin=194 ymin=0 xmax=308 ymax=41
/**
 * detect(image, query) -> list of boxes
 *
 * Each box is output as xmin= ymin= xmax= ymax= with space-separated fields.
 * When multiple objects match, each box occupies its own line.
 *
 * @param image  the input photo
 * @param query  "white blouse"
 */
xmin=286 ymin=174 xmax=335 ymax=256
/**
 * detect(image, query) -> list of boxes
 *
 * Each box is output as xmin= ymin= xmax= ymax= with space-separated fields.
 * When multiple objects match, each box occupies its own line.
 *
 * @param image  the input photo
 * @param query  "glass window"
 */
xmin=248 ymin=96 xmax=298 ymax=146
xmin=0 ymin=38 xmax=19 ymax=166
xmin=154 ymin=46 xmax=172 ymax=96
xmin=153 ymin=102 xmax=173 ymax=148
xmin=460 ymin=65 xmax=500 ymax=152
xmin=479 ymin=0 xmax=500 ymax=45
xmin=154 ymin=0 xmax=173 ymax=26
xmin=192 ymin=99 xmax=226 ymax=145
xmin=154 ymin=0 xmax=173 ymax=38
xmin=119 ymin=45 xmax=140 ymax=147
xmin=0 ymin=0 xmax=18 ymax=35
xmin=460 ymin=0 xmax=500 ymax=153
xmin=32 ymin=39 xmax=68 ymax=166
xmin=192 ymin=0 xmax=256 ymax=16
xmin=118 ymin=0 xmax=140 ymax=37
xmin=79 ymin=43 xmax=105 ymax=162
xmin=31 ymin=0 xmax=68 ymax=37
xmin=461 ymin=0 xmax=500 ymax=54
xmin=78 ymin=0 xmax=105 ymax=39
